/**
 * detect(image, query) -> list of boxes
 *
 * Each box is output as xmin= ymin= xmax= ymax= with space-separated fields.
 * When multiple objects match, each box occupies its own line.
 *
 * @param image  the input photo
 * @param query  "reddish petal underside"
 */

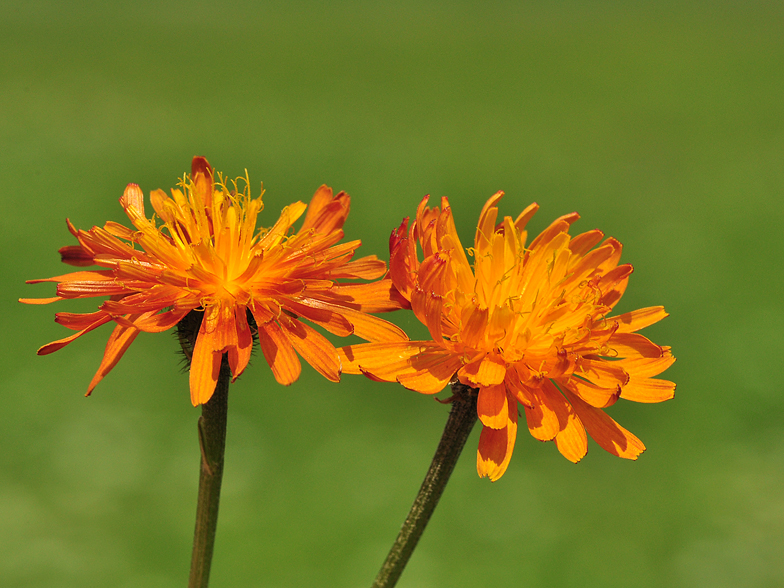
xmin=86 ymin=321 xmax=141 ymax=396
xmin=37 ymin=313 xmax=113 ymax=355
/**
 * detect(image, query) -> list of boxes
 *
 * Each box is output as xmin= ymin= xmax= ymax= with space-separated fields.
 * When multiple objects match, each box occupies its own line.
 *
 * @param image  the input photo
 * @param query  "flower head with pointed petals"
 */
xmin=339 ymin=192 xmax=675 ymax=480
xmin=22 ymin=157 xmax=406 ymax=405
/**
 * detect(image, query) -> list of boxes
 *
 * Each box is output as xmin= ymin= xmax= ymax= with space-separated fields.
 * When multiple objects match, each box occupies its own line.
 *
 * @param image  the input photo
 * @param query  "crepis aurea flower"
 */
xmin=21 ymin=157 xmax=406 ymax=406
xmin=339 ymin=192 xmax=675 ymax=481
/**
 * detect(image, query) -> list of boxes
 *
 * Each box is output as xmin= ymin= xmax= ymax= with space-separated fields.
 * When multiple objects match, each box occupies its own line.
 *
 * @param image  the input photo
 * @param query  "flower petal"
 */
xmin=578 ymin=358 xmax=630 ymax=388
xmin=522 ymin=379 xmax=571 ymax=442
xmin=37 ymin=313 xmax=113 ymax=355
xmin=459 ymin=353 xmax=507 ymax=387
xmin=560 ymin=376 xmax=620 ymax=408
xmin=608 ymin=332 xmax=664 ymax=359
xmin=477 ymin=383 xmax=509 ymax=429
xmin=614 ymin=352 xmax=676 ymax=378
xmin=609 ymin=306 xmax=669 ymax=333
xmin=563 ymin=388 xmax=646 ymax=459
xmin=324 ymin=279 xmax=409 ymax=312
xmin=553 ymin=408 xmax=588 ymax=463
xmin=279 ymin=313 xmax=340 ymax=382
xmin=396 ymin=353 xmax=463 ymax=394
xmin=86 ymin=322 xmax=141 ymax=396
xmin=620 ymin=377 xmax=676 ymax=403
xmin=189 ymin=325 xmax=223 ymax=407
xmin=258 ymin=320 xmax=302 ymax=386
xmin=477 ymin=390 xmax=518 ymax=481
xmin=228 ymin=306 xmax=253 ymax=380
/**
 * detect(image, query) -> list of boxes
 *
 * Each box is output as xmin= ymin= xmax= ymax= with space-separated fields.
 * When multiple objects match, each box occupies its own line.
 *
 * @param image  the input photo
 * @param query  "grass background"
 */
xmin=2 ymin=1 xmax=783 ymax=587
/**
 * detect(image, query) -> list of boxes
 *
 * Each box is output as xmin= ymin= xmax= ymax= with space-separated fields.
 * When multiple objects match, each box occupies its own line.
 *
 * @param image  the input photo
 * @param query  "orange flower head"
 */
xmin=339 ymin=192 xmax=675 ymax=480
xmin=22 ymin=157 xmax=406 ymax=406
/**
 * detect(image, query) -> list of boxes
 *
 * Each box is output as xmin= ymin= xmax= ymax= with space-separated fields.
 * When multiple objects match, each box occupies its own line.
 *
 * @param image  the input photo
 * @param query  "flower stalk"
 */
xmin=189 ymin=353 xmax=231 ymax=588
xmin=372 ymin=382 xmax=478 ymax=588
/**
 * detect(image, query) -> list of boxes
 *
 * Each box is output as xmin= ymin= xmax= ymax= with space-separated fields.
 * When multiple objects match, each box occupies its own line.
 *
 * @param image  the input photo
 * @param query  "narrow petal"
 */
xmin=477 ymin=391 xmax=518 ymax=481
xmin=477 ymin=383 xmax=509 ymax=429
xmin=325 ymin=279 xmax=409 ymax=312
xmin=258 ymin=321 xmax=302 ymax=385
xmin=26 ymin=270 xmax=116 ymax=284
xmin=338 ymin=341 xmax=431 ymax=377
xmin=59 ymin=245 xmax=95 ymax=267
xmin=291 ymin=297 xmax=408 ymax=342
xmin=116 ymin=308 xmax=190 ymax=333
xmin=609 ymin=306 xmax=669 ymax=333
xmin=561 ymin=376 xmax=620 ymax=408
xmin=606 ymin=332 xmax=663 ymax=359
xmin=339 ymin=341 xmax=457 ymax=393
xmin=523 ymin=379 xmax=571 ymax=442
xmin=119 ymin=183 xmax=145 ymax=218
xmin=568 ymin=229 xmax=604 ymax=256
xmin=614 ymin=353 xmax=676 ymax=378
xmin=563 ymin=388 xmax=646 ymax=459
xmin=620 ymin=377 xmax=676 ymax=403
xmin=19 ymin=297 xmax=64 ymax=305
xmin=189 ymin=322 xmax=223 ymax=407
xmin=578 ymin=358 xmax=630 ymax=388
xmin=55 ymin=311 xmax=109 ymax=331
xmin=38 ymin=314 xmax=113 ymax=355
xmin=327 ymin=256 xmax=387 ymax=280
xmin=553 ymin=408 xmax=588 ymax=463
xmin=86 ymin=322 xmax=141 ymax=395
xmin=513 ymin=202 xmax=539 ymax=233
xmin=459 ymin=353 xmax=507 ymax=387
xmin=228 ymin=306 xmax=253 ymax=380
xmin=279 ymin=314 xmax=341 ymax=382
xmin=395 ymin=353 xmax=463 ymax=394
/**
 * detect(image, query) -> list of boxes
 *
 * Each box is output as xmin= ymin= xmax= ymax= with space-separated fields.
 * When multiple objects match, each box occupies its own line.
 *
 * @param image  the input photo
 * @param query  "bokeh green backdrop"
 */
xmin=2 ymin=1 xmax=782 ymax=587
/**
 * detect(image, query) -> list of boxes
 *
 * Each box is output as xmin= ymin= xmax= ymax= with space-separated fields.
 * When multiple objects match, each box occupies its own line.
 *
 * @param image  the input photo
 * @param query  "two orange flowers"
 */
xmin=23 ymin=158 xmax=674 ymax=480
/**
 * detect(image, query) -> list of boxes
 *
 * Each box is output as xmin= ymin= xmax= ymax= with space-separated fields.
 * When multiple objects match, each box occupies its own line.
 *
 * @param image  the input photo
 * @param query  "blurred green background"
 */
xmin=2 ymin=1 xmax=782 ymax=587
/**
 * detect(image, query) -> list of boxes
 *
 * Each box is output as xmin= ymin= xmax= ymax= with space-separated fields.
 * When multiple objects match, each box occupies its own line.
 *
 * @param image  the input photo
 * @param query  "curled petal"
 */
xmin=38 ymin=313 xmax=113 ymax=355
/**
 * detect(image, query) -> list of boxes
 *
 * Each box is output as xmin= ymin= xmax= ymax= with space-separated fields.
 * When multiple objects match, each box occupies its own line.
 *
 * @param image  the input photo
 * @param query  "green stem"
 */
xmin=188 ymin=354 xmax=231 ymax=588
xmin=372 ymin=382 xmax=478 ymax=588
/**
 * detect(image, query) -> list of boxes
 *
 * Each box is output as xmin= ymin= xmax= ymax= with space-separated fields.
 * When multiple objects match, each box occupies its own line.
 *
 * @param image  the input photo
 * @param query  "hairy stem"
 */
xmin=188 ymin=354 xmax=231 ymax=588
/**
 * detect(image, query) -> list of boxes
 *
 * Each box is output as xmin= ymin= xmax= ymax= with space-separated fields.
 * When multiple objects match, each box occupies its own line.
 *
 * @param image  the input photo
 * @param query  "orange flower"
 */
xmin=339 ymin=192 xmax=675 ymax=480
xmin=22 ymin=157 xmax=406 ymax=406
